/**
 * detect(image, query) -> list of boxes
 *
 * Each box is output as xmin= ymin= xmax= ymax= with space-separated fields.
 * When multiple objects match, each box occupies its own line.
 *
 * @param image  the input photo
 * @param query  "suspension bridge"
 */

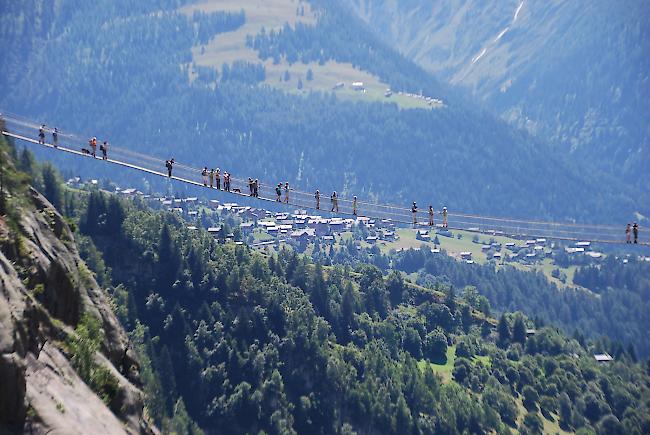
xmin=0 ymin=112 xmax=643 ymax=246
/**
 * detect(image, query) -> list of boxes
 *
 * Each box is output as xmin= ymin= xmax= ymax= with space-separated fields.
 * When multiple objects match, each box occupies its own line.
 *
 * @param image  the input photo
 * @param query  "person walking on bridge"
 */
xmin=276 ymin=183 xmax=282 ymax=202
xmin=52 ymin=128 xmax=58 ymax=148
xmin=353 ymin=196 xmax=358 ymax=216
xmin=284 ymin=182 xmax=290 ymax=204
xmin=442 ymin=207 xmax=448 ymax=228
xmin=91 ymin=137 xmax=97 ymax=158
xmin=38 ymin=125 xmax=46 ymax=144
xmin=215 ymin=168 xmax=221 ymax=190
xmin=209 ymin=169 xmax=214 ymax=188
xmin=411 ymin=202 xmax=418 ymax=227
xmin=626 ymin=223 xmax=632 ymax=243
xmin=254 ymin=179 xmax=259 ymax=197
xmin=248 ymin=178 xmax=254 ymax=196
xmin=315 ymin=190 xmax=320 ymax=210
xmin=224 ymin=172 xmax=231 ymax=192
xmin=166 ymin=159 xmax=174 ymax=178
xmin=428 ymin=205 xmax=434 ymax=227
xmin=100 ymin=141 xmax=108 ymax=160
xmin=331 ymin=191 xmax=339 ymax=213
xmin=202 ymin=167 xmax=209 ymax=186
xmin=633 ymin=222 xmax=639 ymax=244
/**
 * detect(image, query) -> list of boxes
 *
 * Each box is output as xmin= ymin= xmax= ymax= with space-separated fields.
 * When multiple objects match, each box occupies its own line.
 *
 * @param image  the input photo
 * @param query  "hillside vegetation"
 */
xmin=66 ymin=186 xmax=650 ymax=434
xmin=0 ymin=0 xmax=640 ymax=224
xmin=351 ymin=0 xmax=650 ymax=206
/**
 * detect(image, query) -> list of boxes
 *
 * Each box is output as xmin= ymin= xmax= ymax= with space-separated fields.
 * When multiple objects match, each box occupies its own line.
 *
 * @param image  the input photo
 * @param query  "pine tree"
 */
xmin=158 ymin=346 xmax=177 ymax=414
xmin=42 ymin=163 xmax=63 ymax=210
xmin=512 ymin=315 xmax=527 ymax=344
xmin=497 ymin=314 xmax=510 ymax=346
xmin=310 ymin=263 xmax=328 ymax=316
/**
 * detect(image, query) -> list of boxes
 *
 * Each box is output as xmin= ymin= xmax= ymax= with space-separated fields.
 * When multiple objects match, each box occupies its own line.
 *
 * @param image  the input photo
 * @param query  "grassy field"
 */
xmin=515 ymin=397 xmax=571 ymax=435
xmin=417 ymin=345 xmax=491 ymax=383
xmin=378 ymin=228 xmax=586 ymax=290
xmin=178 ymin=0 xmax=437 ymax=110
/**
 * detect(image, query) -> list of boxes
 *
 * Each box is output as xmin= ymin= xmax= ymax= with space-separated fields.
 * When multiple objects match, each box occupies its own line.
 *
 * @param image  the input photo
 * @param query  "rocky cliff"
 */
xmin=0 ymin=143 xmax=156 ymax=433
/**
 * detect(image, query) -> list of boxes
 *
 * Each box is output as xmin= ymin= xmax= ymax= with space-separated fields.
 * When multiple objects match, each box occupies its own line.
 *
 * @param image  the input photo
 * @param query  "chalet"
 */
xmin=207 ymin=227 xmax=221 ymax=237
xmin=594 ymin=353 xmax=614 ymax=363
xmin=536 ymin=238 xmax=547 ymax=245
xmin=437 ymin=229 xmax=453 ymax=238
xmin=505 ymin=242 xmax=517 ymax=250
xmin=431 ymin=248 xmax=441 ymax=254
xmin=187 ymin=210 xmax=198 ymax=218
xmin=351 ymin=81 xmax=365 ymax=91
xmin=291 ymin=228 xmax=316 ymax=243
xmin=481 ymin=245 xmax=491 ymax=251
xmin=526 ymin=329 xmax=537 ymax=337
xmin=460 ymin=252 xmax=472 ymax=260
xmin=565 ymin=247 xmax=585 ymax=254
xmin=322 ymin=235 xmax=335 ymax=244
xmin=492 ymin=252 xmax=502 ymax=260
xmin=416 ymin=230 xmax=430 ymax=241
xmin=185 ymin=197 xmax=198 ymax=204
xmin=383 ymin=231 xmax=396 ymax=240
xmin=356 ymin=216 xmax=371 ymax=226
xmin=466 ymin=260 xmax=475 ymax=264
xmin=186 ymin=226 xmax=198 ymax=231
xmin=240 ymin=222 xmax=255 ymax=233
xmin=366 ymin=236 xmax=378 ymax=244
xmin=120 ymin=188 xmax=137 ymax=196
xmin=329 ymin=219 xmax=345 ymax=233
xmin=575 ymin=241 xmax=591 ymax=250
xmin=585 ymin=252 xmax=603 ymax=259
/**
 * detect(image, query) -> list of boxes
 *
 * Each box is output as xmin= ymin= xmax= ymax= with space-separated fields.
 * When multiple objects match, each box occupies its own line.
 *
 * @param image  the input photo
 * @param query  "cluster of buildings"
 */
xmin=395 ymin=90 xmax=444 ymax=106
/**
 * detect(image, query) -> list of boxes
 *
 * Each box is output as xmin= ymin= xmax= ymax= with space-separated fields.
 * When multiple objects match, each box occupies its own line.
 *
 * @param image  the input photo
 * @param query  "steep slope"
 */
xmin=0 ymin=136 xmax=154 ymax=432
xmin=351 ymin=0 xmax=650 ymax=192
xmin=0 ymin=0 xmax=643 ymax=223
xmin=67 ymin=175 xmax=650 ymax=434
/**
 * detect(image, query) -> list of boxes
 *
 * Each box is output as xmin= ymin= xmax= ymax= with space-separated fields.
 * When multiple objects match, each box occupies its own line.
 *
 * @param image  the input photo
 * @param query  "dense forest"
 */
xmin=392 ymin=247 xmax=650 ymax=358
xmin=3 ymin=131 xmax=650 ymax=434
xmin=0 ymin=0 xmax=641 ymax=223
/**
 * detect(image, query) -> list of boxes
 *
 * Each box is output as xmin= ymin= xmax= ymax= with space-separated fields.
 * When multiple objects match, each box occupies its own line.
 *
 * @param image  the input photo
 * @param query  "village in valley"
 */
xmin=70 ymin=176 xmax=649 ymax=293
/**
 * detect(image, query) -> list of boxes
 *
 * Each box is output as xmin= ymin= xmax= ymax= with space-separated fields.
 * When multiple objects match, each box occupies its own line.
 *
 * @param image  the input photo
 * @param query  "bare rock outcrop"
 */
xmin=0 ymin=188 xmax=155 ymax=434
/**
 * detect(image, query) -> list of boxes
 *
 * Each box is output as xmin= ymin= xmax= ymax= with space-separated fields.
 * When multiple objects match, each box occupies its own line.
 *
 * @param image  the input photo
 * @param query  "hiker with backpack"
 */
xmin=166 ymin=159 xmax=174 ymax=177
xmin=411 ymin=202 xmax=418 ymax=226
xmin=100 ymin=141 xmax=108 ymax=160
xmin=276 ymin=183 xmax=282 ymax=202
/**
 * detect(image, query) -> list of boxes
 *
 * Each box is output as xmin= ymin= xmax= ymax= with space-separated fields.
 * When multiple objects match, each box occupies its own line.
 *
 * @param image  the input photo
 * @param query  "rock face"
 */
xmin=0 ymin=187 xmax=154 ymax=434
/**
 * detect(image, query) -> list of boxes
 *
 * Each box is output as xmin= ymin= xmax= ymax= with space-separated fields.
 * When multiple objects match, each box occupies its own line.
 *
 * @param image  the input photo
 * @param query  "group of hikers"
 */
xmin=192 ymin=166 xmax=232 ymax=191
xmin=626 ymin=223 xmax=640 ymax=244
xmin=39 ymin=125 xmax=109 ymax=160
xmin=32 ymin=124 xmax=642 ymax=245
xmin=313 ymin=189 xmax=340 ymax=213
xmin=411 ymin=202 xmax=449 ymax=228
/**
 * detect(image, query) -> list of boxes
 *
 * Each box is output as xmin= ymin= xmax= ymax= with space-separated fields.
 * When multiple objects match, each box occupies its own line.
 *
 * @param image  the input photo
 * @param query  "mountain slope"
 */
xmin=67 ymin=168 xmax=650 ymax=434
xmin=350 ymin=0 xmax=650 ymax=193
xmin=0 ymin=0 xmax=643 ymax=224
xmin=0 ymin=133 xmax=154 ymax=433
